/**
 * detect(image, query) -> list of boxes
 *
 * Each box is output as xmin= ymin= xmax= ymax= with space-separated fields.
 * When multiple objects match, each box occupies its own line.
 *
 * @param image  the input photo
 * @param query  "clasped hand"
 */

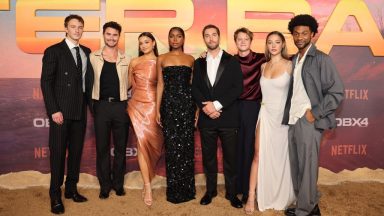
xmin=202 ymin=101 xmax=221 ymax=119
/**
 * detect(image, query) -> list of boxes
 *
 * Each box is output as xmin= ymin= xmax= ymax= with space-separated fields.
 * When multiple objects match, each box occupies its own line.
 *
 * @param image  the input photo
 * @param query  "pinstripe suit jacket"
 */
xmin=41 ymin=39 xmax=92 ymax=120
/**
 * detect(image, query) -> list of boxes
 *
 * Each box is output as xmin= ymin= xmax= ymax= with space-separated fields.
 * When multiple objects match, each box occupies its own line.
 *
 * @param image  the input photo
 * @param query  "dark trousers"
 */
xmin=236 ymin=100 xmax=260 ymax=196
xmin=49 ymin=109 xmax=86 ymax=199
xmin=200 ymin=127 xmax=238 ymax=196
xmin=94 ymin=100 xmax=129 ymax=192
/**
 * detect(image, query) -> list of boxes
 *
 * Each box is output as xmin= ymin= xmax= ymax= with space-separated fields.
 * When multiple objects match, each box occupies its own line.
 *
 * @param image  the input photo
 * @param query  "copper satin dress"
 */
xmin=127 ymin=59 xmax=164 ymax=180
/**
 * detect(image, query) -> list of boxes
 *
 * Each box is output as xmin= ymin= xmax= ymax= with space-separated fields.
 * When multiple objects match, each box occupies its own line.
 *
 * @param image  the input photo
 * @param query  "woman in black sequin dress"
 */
xmin=156 ymin=27 xmax=196 ymax=204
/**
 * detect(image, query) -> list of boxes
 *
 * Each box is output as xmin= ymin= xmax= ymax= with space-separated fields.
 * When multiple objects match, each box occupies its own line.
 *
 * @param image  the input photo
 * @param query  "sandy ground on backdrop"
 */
xmin=0 ymin=183 xmax=383 ymax=216
xmin=0 ymin=169 xmax=384 ymax=216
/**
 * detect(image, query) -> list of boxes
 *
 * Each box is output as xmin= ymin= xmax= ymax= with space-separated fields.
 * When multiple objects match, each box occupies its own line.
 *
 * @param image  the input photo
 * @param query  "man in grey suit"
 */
xmin=41 ymin=14 xmax=92 ymax=214
xmin=282 ymin=15 xmax=344 ymax=216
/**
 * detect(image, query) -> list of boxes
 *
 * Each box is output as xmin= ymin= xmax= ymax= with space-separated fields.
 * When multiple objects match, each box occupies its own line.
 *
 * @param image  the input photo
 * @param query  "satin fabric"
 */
xmin=127 ymin=59 xmax=163 ymax=180
xmin=257 ymin=71 xmax=295 ymax=211
xmin=235 ymin=51 xmax=265 ymax=101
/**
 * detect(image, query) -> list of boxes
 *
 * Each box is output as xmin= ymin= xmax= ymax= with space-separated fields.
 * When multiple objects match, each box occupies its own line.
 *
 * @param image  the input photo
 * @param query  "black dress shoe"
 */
xmin=114 ymin=188 xmax=126 ymax=196
xmin=241 ymin=194 xmax=248 ymax=204
xmin=225 ymin=195 xmax=243 ymax=208
xmin=200 ymin=191 xmax=218 ymax=205
xmin=99 ymin=191 xmax=110 ymax=199
xmin=308 ymin=204 xmax=321 ymax=216
xmin=64 ymin=191 xmax=88 ymax=202
xmin=284 ymin=207 xmax=296 ymax=216
xmin=50 ymin=198 xmax=65 ymax=214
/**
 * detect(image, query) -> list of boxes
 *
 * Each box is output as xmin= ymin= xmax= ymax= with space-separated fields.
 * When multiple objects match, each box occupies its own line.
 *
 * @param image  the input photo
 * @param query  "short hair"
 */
xmin=234 ymin=27 xmax=253 ymax=41
xmin=103 ymin=21 xmax=122 ymax=35
xmin=202 ymin=24 xmax=220 ymax=37
xmin=138 ymin=32 xmax=159 ymax=57
xmin=288 ymin=14 xmax=319 ymax=35
xmin=64 ymin=14 xmax=84 ymax=28
xmin=168 ymin=27 xmax=185 ymax=51
xmin=264 ymin=31 xmax=289 ymax=61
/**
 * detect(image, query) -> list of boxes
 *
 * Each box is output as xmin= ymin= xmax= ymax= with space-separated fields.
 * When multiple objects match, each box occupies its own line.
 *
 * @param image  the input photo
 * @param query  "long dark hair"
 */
xmin=168 ymin=27 xmax=185 ymax=51
xmin=138 ymin=32 xmax=158 ymax=57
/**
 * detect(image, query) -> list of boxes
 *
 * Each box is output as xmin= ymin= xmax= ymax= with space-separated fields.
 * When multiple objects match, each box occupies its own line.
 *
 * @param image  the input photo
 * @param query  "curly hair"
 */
xmin=288 ymin=14 xmax=319 ymax=35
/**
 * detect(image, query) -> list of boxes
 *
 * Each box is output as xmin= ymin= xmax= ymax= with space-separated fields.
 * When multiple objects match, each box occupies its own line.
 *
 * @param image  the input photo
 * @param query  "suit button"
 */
xmin=64 ymin=72 xmax=68 ymax=75
xmin=67 ymin=84 xmax=71 ymax=87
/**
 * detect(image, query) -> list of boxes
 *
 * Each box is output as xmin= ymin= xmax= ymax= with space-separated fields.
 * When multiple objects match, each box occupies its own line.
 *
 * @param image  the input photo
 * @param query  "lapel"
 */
xmin=294 ymin=43 xmax=316 ymax=76
xmin=213 ymin=51 xmax=230 ymax=87
xmin=291 ymin=54 xmax=298 ymax=72
xmin=79 ymin=44 xmax=90 ymax=57
xmin=115 ymin=50 xmax=126 ymax=82
xmin=59 ymin=39 xmax=78 ymax=69
xmin=200 ymin=58 xmax=212 ymax=89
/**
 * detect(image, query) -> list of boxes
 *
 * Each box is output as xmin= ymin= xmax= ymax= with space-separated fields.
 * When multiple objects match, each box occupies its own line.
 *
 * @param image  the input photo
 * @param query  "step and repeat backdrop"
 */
xmin=0 ymin=0 xmax=383 ymax=177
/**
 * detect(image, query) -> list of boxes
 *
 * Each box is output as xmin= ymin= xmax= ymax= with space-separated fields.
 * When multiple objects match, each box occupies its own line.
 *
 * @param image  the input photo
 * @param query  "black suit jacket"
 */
xmin=192 ymin=51 xmax=243 ymax=128
xmin=41 ymin=39 xmax=93 ymax=120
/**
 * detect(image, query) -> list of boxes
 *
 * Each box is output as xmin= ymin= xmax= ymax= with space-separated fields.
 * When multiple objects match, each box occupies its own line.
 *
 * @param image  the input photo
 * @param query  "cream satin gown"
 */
xmin=257 ymin=70 xmax=296 ymax=211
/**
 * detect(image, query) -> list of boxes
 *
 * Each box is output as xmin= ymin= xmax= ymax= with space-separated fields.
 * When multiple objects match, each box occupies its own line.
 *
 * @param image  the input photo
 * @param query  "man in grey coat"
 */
xmin=283 ymin=14 xmax=344 ymax=216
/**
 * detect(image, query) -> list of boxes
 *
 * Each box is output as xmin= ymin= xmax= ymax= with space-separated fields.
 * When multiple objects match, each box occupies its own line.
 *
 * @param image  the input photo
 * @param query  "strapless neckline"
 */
xmin=163 ymin=65 xmax=191 ymax=70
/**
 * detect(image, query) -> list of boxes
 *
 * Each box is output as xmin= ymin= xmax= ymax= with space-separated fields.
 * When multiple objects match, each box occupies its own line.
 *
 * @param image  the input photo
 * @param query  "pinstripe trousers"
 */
xmin=48 ymin=108 xmax=86 ymax=199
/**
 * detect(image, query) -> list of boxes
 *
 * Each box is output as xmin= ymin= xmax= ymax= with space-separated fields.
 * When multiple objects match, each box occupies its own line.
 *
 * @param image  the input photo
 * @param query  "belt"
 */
xmin=99 ymin=97 xmax=120 ymax=102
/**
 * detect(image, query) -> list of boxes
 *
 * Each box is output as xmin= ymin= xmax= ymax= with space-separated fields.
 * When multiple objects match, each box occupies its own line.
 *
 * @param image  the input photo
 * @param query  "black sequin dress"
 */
xmin=161 ymin=65 xmax=196 ymax=203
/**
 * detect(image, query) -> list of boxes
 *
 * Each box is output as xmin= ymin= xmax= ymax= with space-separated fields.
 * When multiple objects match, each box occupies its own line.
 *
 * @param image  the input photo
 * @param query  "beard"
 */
xmin=105 ymin=40 xmax=118 ymax=48
xmin=206 ymin=42 xmax=219 ymax=51
xmin=295 ymin=40 xmax=311 ymax=51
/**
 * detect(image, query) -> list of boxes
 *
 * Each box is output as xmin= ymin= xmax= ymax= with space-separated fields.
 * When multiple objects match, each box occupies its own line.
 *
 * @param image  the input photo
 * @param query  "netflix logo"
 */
xmin=331 ymin=144 xmax=367 ymax=156
xmin=344 ymin=89 xmax=368 ymax=100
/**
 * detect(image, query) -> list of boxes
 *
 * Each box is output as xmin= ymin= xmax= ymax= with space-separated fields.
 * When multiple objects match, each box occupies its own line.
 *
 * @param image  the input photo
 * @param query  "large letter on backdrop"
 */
xmin=0 ymin=0 xmax=10 ymax=10
xmin=16 ymin=0 xmax=100 ymax=54
xmin=227 ymin=0 xmax=310 ymax=54
xmin=106 ymin=0 xmax=194 ymax=55
xmin=317 ymin=0 xmax=384 ymax=56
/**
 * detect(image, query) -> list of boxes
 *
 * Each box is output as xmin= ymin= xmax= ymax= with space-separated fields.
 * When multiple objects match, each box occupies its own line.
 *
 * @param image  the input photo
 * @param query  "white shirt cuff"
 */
xmin=213 ymin=100 xmax=223 ymax=111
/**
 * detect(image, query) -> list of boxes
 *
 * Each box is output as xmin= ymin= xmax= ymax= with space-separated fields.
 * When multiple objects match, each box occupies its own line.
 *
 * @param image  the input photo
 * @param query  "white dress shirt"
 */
xmin=206 ymin=49 xmax=223 ymax=111
xmin=289 ymin=44 xmax=312 ymax=125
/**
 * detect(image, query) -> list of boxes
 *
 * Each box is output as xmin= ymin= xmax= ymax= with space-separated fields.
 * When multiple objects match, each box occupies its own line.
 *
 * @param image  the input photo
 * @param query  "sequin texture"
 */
xmin=161 ymin=65 xmax=196 ymax=203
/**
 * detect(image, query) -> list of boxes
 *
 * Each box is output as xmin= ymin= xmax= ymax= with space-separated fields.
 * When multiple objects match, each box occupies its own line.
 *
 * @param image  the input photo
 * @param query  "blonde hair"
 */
xmin=264 ymin=31 xmax=289 ymax=61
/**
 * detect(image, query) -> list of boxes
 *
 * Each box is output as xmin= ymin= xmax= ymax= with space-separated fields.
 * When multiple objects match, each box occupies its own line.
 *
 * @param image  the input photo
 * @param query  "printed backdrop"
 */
xmin=0 ymin=0 xmax=383 ymax=177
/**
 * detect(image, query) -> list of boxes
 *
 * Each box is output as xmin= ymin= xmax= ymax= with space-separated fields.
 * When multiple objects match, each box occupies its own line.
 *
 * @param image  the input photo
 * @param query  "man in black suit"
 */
xmin=192 ymin=24 xmax=243 ymax=208
xmin=41 ymin=14 xmax=92 ymax=214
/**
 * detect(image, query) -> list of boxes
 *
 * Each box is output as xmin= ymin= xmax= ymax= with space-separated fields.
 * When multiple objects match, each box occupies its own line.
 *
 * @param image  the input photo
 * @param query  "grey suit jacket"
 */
xmin=282 ymin=44 xmax=344 ymax=130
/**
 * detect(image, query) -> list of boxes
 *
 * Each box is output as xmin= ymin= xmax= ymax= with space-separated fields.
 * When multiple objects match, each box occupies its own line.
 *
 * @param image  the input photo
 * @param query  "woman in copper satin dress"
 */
xmin=127 ymin=32 xmax=163 ymax=207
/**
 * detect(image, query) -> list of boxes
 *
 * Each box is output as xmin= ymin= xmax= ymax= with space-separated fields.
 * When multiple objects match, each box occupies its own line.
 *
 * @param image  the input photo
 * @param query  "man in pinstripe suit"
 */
xmin=41 ymin=14 xmax=92 ymax=214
